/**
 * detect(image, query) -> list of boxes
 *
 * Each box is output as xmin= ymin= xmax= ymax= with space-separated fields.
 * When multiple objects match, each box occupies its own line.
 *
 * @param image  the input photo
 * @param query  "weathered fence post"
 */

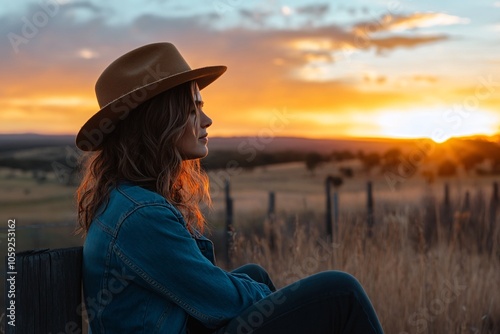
xmin=325 ymin=175 xmax=343 ymax=242
xmin=441 ymin=182 xmax=452 ymax=239
xmin=268 ymin=191 xmax=275 ymax=216
xmin=367 ymin=181 xmax=374 ymax=237
xmin=325 ymin=176 xmax=333 ymax=241
xmin=423 ymin=189 xmax=437 ymax=247
xmin=266 ymin=191 xmax=276 ymax=251
xmin=487 ymin=182 xmax=499 ymax=254
xmin=463 ymin=190 xmax=470 ymax=212
xmin=333 ymin=190 xmax=339 ymax=237
xmin=224 ymin=179 xmax=233 ymax=267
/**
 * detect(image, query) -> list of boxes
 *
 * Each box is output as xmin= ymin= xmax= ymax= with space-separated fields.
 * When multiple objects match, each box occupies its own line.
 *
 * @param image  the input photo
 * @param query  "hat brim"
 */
xmin=76 ymin=65 xmax=226 ymax=151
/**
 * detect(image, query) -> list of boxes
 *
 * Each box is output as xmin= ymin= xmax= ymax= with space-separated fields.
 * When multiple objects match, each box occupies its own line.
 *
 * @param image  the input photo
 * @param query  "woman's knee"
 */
xmin=233 ymin=264 xmax=276 ymax=292
xmin=232 ymin=263 xmax=269 ymax=277
xmin=232 ymin=263 xmax=274 ymax=289
xmin=301 ymin=271 xmax=366 ymax=296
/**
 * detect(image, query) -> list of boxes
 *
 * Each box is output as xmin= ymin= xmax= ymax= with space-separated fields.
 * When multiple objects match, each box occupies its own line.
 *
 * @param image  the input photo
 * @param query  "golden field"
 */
xmin=0 ymin=160 xmax=499 ymax=333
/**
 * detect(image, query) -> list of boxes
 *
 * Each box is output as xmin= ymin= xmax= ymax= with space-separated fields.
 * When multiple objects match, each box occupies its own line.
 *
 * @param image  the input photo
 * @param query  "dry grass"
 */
xmin=228 ymin=204 xmax=500 ymax=333
xmin=208 ymin=162 xmax=500 ymax=332
xmin=0 ymin=172 xmax=76 ymax=224
xmin=1 ymin=162 xmax=499 ymax=333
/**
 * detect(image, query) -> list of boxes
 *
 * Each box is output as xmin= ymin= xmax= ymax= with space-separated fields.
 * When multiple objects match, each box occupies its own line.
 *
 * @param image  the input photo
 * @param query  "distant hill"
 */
xmin=1 ymin=133 xmax=498 ymax=156
xmin=207 ymin=136 xmax=417 ymax=154
xmin=0 ymin=133 xmax=75 ymax=152
xmin=0 ymin=133 xmax=419 ymax=155
xmin=1 ymin=133 xmax=499 ymax=175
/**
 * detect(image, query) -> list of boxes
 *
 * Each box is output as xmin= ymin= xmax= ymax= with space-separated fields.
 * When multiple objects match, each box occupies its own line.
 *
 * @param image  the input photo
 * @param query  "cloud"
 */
xmin=369 ymin=35 xmax=448 ymax=54
xmin=0 ymin=8 xmax=450 ymax=95
xmin=281 ymin=24 xmax=450 ymax=64
xmin=412 ymin=75 xmax=438 ymax=83
xmin=0 ymin=5 xmax=467 ymax=136
xmin=353 ymin=12 xmax=470 ymax=35
xmin=295 ymin=3 xmax=329 ymax=19
xmin=364 ymin=73 xmax=387 ymax=85
xmin=239 ymin=8 xmax=273 ymax=27
xmin=60 ymin=1 xmax=103 ymax=14
xmin=238 ymin=3 xmax=330 ymax=28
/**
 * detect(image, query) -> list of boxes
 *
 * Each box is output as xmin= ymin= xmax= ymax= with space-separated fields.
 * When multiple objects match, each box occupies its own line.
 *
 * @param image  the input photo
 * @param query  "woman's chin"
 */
xmin=182 ymin=148 xmax=209 ymax=160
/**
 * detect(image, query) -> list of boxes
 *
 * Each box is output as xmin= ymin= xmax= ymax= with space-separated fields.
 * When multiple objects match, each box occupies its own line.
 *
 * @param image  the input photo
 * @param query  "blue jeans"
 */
xmin=188 ymin=264 xmax=384 ymax=334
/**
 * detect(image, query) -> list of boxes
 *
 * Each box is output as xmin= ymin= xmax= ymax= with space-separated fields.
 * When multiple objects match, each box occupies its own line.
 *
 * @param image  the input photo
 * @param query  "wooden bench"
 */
xmin=4 ymin=247 xmax=83 ymax=334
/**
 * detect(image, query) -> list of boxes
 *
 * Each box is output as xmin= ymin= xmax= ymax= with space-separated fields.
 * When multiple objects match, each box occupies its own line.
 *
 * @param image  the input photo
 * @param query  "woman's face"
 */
xmin=177 ymin=84 xmax=213 ymax=160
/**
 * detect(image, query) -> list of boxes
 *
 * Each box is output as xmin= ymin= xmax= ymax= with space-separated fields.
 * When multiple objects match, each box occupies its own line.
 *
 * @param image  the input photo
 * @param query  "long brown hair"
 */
xmin=76 ymin=81 xmax=210 ymax=236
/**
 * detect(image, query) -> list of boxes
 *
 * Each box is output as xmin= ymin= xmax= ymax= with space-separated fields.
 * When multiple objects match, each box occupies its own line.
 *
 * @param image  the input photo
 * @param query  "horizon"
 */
xmin=2 ymin=1 xmax=500 ymax=140
xmin=1 ymin=131 xmax=499 ymax=143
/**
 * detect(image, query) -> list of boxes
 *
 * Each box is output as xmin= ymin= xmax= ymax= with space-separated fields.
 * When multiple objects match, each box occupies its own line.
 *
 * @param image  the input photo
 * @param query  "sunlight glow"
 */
xmin=290 ymin=38 xmax=333 ymax=52
xmin=77 ymin=48 xmax=99 ymax=59
xmin=6 ymin=97 xmax=95 ymax=107
xmin=375 ymin=108 xmax=500 ymax=141
xmin=291 ymin=112 xmax=383 ymax=138
xmin=281 ymin=6 xmax=293 ymax=16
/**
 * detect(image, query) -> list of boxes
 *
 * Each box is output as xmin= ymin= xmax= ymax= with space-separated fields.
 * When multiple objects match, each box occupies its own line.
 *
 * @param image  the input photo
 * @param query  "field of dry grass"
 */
xmin=0 ymin=169 xmax=76 ymax=224
xmin=228 ymin=212 xmax=499 ymax=333
xmin=1 ymin=161 xmax=499 ymax=333
xmin=209 ymin=163 xmax=500 ymax=333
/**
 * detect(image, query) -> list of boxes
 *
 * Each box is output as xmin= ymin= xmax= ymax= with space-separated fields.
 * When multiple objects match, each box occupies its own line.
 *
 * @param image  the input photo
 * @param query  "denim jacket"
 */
xmin=83 ymin=182 xmax=272 ymax=333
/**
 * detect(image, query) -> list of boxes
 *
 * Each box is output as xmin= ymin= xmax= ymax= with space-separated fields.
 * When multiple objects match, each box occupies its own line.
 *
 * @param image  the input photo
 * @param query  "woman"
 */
xmin=76 ymin=42 xmax=384 ymax=333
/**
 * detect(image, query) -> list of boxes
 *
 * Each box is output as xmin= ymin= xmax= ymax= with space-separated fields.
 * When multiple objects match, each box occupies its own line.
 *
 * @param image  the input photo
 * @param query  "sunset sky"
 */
xmin=1 ymin=0 xmax=500 ymax=141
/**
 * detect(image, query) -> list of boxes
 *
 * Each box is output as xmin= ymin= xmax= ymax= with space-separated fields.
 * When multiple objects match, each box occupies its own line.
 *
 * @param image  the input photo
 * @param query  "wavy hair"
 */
xmin=76 ymin=81 xmax=210 ymax=236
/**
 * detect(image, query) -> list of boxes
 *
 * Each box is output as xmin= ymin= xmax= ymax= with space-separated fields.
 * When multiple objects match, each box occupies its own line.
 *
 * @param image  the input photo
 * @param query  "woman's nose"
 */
xmin=200 ymin=110 xmax=212 ymax=129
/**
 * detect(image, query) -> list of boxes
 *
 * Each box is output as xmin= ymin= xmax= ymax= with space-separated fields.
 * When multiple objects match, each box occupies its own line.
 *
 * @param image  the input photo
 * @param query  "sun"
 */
xmin=375 ymin=108 xmax=500 ymax=142
xmin=431 ymin=135 xmax=451 ymax=144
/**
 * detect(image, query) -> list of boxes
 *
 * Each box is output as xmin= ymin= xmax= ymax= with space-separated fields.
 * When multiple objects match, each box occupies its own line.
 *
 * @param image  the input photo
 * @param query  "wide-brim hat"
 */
xmin=75 ymin=42 xmax=226 ymax=151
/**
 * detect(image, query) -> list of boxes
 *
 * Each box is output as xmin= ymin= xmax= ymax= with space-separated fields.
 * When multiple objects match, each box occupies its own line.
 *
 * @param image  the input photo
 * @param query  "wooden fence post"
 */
xmin=325 ymin=176 xmax=333 ymax=241
xmin=268 ymin=191 xmax=275 ymax=217
xmin=463 ymin=190 xmax=470 ymax=212
xmin=224 ymin=179 xmax=233 ymax=267
xmin=487 ymin=182 xmax=499 ymax=254
xmin=333 ymin=190 xmax=339 ymax=239
xmin=423 ymin=190 xmax=437 ymax=247
xmin=268 ymin=191 xmax=276 ymax=251
xmin=367 ymin=181 xmax=374 ymax=237
xmin=442 ymin=182 xmax=452 ymax=237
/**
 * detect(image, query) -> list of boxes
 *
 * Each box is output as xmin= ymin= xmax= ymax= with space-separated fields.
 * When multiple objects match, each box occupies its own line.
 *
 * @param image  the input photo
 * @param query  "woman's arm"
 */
xmin=112 ymin=204 xmax=271 ymax=328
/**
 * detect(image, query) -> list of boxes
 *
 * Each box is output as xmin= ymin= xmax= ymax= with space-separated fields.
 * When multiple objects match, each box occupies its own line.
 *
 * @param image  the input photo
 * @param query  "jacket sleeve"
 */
xmin=112 ymin=203 xmax=272 ymax=328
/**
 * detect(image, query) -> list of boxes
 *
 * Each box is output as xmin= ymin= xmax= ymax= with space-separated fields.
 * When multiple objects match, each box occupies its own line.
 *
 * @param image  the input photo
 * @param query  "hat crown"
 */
xmin=95 ymin=43 xmax=192 ymax=108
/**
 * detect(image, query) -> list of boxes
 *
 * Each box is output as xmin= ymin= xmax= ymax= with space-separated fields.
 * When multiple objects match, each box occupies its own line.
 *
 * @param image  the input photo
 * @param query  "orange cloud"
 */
xmin=369 ymin=35 xmax=448 ymax=53
xmin=0 ymin=5 xmax=496 ymax=139
xmin=353 ymin=12 xmax=470 ymax=35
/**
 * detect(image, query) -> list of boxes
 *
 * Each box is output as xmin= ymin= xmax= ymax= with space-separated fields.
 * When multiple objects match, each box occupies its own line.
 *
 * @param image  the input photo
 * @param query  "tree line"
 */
xmin=1 ymin=137 xmax=499 ymax=185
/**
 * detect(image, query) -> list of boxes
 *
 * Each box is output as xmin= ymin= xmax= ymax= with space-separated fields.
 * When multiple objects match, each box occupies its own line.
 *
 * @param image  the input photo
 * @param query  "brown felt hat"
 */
xmin=75 ymin=42 xmax=226 ymax=151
